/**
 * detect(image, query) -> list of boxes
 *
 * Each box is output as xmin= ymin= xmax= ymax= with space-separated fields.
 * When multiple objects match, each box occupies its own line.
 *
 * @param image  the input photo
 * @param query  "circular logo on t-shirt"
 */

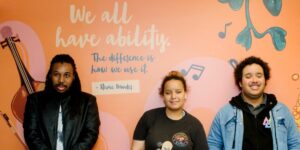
xmin=161 ymin=141 xmax=173 ymax=150
xmin=172 ymin=132 xmax=189 ymax=147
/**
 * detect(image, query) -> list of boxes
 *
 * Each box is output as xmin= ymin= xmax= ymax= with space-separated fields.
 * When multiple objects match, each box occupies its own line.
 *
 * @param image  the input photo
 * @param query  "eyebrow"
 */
xmin=52 ymin=71 xmax=73 ymax=74
xmin=164 ymin=89 xmax=183 ymax=91
xmin=244 ymin=72 xmax=263 ymax=76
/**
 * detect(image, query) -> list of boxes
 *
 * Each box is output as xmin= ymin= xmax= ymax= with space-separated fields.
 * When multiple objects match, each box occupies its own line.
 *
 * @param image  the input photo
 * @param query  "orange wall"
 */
xmin=1 ymin=0 xmax=300 ymax=149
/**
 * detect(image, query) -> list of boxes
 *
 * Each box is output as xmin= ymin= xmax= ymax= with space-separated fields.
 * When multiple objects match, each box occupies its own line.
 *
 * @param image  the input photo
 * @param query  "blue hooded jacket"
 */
xmin=208 ymin=93 xmax=300 ymax=150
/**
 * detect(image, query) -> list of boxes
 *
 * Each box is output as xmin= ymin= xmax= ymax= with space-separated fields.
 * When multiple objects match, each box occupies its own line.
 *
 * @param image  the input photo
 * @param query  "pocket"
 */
xmin=276 ymin=118 xmax=287 ymax=143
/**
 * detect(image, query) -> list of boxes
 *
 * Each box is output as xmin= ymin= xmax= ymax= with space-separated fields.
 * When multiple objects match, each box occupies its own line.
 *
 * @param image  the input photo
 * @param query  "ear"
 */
xmin=239 ymin=82 xmax=242 ymax=88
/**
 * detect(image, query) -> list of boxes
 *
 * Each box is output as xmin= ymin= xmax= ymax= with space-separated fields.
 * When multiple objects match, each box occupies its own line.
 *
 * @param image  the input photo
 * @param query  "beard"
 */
xmin=242 ymin=89 xmax=264 ymax=102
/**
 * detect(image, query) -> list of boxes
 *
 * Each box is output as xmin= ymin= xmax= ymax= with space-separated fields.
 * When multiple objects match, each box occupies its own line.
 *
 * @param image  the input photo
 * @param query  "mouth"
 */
xmin=55 ymin=84 xmax=67 ymax=92
xmin=250 ymin=84 xmax=260 ymax=90
xmin=169 ymin=100 xmax=181 ymax=104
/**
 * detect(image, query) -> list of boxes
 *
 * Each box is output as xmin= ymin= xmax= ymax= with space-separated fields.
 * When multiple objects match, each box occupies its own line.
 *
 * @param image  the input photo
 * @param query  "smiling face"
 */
xmin=163 ymin=79 xmax=187 ymax=111
xmin=50 ymin=62 xmax=75 ymax=93
xmin=239 ymin=63 xmax=266 ymax=101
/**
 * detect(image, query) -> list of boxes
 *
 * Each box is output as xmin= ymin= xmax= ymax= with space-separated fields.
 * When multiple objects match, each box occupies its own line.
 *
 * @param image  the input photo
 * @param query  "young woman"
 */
xmin=132 ymin=71 xmax=208 ymax=150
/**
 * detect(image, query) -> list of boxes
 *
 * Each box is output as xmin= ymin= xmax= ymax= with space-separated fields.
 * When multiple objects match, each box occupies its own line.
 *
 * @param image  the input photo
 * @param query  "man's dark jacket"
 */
xmin=23 ymin=90 xmax=100 ymax=150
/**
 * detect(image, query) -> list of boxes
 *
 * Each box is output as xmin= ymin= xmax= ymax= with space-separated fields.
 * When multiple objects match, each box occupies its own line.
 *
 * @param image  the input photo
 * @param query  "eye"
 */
xmin=244 ymin=75 xmax=251 ymax=79
xmin=176 ymin=90 xmax=183 ymax=94
xmin=64 ymin=74 xmax=70 ymax=78
xmin=52 ymin=72 xmax=60 ymax=77
xmin=64 ymin=72 xmax=73 ymax=78
xmin=256 ymin=73 xmax=263 ymax=78
xmin=164 ymin=91 xmax=171 ymax=95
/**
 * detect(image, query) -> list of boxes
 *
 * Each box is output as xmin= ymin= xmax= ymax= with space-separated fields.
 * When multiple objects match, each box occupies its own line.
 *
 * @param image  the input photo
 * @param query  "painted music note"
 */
xmin=181 ymin=64 xmax=205 ymax=80
xmin=219 ymin=22 xmax=232 ymax=39
xmin=228 ymin=58 xmax=238 ymax=68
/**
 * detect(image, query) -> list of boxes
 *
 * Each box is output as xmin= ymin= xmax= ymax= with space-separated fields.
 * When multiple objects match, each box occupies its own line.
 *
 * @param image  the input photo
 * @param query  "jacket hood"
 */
xmin=229 ymin=93 xmax=278 ymax=111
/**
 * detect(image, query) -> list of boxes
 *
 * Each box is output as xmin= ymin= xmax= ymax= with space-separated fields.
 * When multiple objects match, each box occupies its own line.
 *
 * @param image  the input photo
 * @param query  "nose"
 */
xmin=59 ymin=75 xmax=65 ymax=83
xmin=171 ymin=92 xmax=176 ymax=99
xmin=251 ymin=76 xmax=259 ymax=83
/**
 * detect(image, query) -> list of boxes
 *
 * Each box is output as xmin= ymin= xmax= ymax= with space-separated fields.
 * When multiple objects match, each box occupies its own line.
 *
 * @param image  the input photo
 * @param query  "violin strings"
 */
xmin=7 ymin=37 xmax=34 ymax=94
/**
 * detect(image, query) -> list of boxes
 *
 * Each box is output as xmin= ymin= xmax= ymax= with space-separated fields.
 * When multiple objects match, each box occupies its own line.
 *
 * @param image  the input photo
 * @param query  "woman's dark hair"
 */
xmin=234 ymin=56 xmax=270 ymax=90
xmin=159 ymin=70 xmax=187 ymax=96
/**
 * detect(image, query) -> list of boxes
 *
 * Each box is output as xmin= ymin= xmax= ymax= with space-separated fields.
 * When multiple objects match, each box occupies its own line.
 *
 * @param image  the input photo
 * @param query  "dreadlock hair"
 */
xmin=45 ymin=54 xmax=82 ymax=117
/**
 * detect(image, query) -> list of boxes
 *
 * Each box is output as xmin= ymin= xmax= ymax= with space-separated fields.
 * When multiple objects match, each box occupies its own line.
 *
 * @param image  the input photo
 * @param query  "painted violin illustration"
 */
xmin=0 ymin=26 xmax=44 ymax=123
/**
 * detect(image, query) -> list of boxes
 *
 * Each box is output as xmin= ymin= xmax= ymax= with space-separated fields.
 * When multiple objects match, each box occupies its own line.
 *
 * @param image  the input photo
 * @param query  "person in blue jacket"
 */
xmin=208 ymin=56 xmax=300 ymax=150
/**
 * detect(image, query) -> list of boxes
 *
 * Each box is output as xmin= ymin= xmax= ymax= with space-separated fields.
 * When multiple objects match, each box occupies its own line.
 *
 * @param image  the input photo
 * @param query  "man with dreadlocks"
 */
xmin=23 ymin=54 xmax=100 ymax=150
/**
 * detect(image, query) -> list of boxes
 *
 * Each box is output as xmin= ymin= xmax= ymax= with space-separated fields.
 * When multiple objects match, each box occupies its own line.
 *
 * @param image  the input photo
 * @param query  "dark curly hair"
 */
xmin=234 ymin=56 xmax=270 ymax=90
xmin=159 ymin=70 xmax=187 ymax=96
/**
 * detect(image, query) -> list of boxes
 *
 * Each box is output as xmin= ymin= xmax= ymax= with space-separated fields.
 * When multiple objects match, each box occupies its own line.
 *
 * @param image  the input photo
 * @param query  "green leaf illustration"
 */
xmin=263 ymin=0 xmax=282 ymax=16
xmin=267 ymin=27 xmax=286 ymax=50
xmin=219 ymin=0 xmax=244 ymax=11
xmin=236 ymin=27 xmax=252 ymax=50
